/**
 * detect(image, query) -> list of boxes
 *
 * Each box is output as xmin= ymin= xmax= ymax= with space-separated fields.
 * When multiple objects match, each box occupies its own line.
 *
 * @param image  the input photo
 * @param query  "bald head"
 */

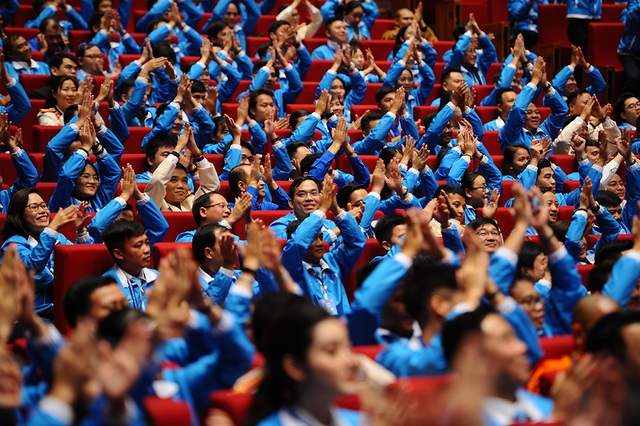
xmin=574 ymin=294 xmax=620 ymax=331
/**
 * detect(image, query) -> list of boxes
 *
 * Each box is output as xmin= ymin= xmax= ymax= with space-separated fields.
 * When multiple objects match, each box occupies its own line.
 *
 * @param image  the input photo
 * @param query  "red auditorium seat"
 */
xmin=5 ymin=27 xmax=39 ymax=41
xmin=413 ymin=105 xmax=439 ymax=120
xmin=119 ymin=154 xmax=148 ymax=174
xmin=19 ymin=75 xmax=51 ymax=98
xmin=304 ymin=60 xmax=334 ymax=81
xmin=563 ymin=180 xmax=580 ymax=193
xmin=549 ymin=155 xmax=577 ymax=175
xmin=152 ymin=242 xmax=191 ymax=268
xmin=475 ymin=106 xmax=499 ymax=124
xmin=20 ymin=100 xmax=46 ymax=151
xmin=484 ymin=62 xmax=504 ymax=86
xmin=159 ymin=212 xmax=197 ymax=242
xmin=53 ymin=244 xmax=114 ymax=334
xmin=474 ymin=85 xmax=495 ymax=104
xmin=28 ymin=153 xmax=44 ymax=177
xmin=537 ymin=5 xmax=571 ymax=47
xmin=482 ymin=131 xmax=501 ymax=155
xmin=588 ymin=23 xmax=625 ymax=69
xmin=602 ymin=4 xmax=625 ymax=22
xmin=431 ymin=41 xmax=454 ymax=62
xmin=252 ymin=15 xmax=279 ymax=37
xmin=286 ymin=103 xmax=316 ymax=114
xmin=246 ymin=37 xmax=270 ymax=57
xmin=343 ymin=239 xmax=387 ymax=301
xmin=32 ymin=126 xmax=63 ymax=153
xmin=492 ymin=155 xmax=504 ymax=172
xmin=557 ymin=206 xmax=575 ymax=221
xmin=0 ymin=213 xmax=6 ymax=244
xmin=499 ymin=180 xmax=517 ymax=206
xmin=539 ymin=335 xmax=574 ymax=362
xmin=368 ymin=19 xmax=396 ymax=39
xmin=144 ymin=397 xmax=192 ymax=426
xmin=350 ymin=105 xmax=380 ymax=119
xmin=36 ymin=182 xmax=58 ymax=206
xmin=362 ymin=83 xmax=383 ymax=104
xmin=126 ymin=127 xmax=152 ymax=153
xmin=0 ymin=153 xmax=18 ymax=186
xmin=68 ymin=30 xmax=92 ymax=50
xmin=252 ymin=210 xmax=292 ymax=227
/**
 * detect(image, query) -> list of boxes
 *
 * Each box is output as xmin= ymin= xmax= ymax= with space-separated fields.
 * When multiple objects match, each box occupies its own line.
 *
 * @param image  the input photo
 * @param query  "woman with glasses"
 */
xmin=37 ymin=75 xmax=78 ymax=126
xmin=1 ymin=188 xmax=94 ymax=319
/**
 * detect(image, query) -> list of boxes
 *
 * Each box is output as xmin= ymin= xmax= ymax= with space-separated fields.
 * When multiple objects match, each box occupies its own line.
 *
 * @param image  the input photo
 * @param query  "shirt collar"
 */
xmin=11 ymin=59 xmax=39 ymax=71
xmin=302 ymin=258 xmax=330 ymax=273
xmin=483 ymin=388 xmax=548 ymax=425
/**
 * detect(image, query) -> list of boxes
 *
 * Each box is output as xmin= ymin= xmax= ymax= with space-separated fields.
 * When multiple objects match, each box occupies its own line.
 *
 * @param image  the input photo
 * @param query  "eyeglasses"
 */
xmin=79 ymin=174 xmax=100 ymax=182
xmin=241 ymin=155 xmax=255 ymax=163
xmin=476 ymin=230 xmax=500 ymax=238
xmin=626 ymin=102 xmax=640 ymax=110
xmin=471 ymin=184 xmax=488 ymax=190
xmin=295 ymin=190 xmax=320 ymax=198
xmin=205 ymin=202 xmax=230 ymax=210
xmin=25 ymin=202 xmax=49 ymax=212
xmin=83 ymin=54 xmax=103 ymax=60
xmin=517 ymin=295 xmax=544 ymax=308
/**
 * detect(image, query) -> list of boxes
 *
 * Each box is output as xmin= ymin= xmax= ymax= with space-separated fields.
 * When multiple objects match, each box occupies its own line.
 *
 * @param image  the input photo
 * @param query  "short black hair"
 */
xmin=614 ymin=92 xmax=639 ymax=123
xmin=404 ymin=261 xmax=459 ymax=327
xmin=325 ymin=17 xmax=343 ymax=31
xmin=268 ymin=20 xmax=290 ymax=36
xmin=192 ymin=191 xmax=215 ymax=226
xmin=361 ymin=112 xmax=384 ymax=135
xmin=436 ymin=184 xmax=465 ymax=199
xmin=207 ymin=20 xmax=231 ymax=40
xmin=192 ymin=223 xmax=217 ymax=263
xmin=566 ymin=89 xmax=590 ymax=106
xmin=440 ymin=66 xmax=462 ymax=85
xmin=63 ymin=275 xmax=118 ymax=328
xmin=442 ymin=306 xmax=494 ymax=365
xmin=467 ymin=217 xmax=500 ymax=233
xmin=101 ymin=221 xmax=147 ymax=259
xmin=299 ymin=152 xmax=322 ymax=176
xmin=152 ymin=41 xmax=176 ymax=64
xmin=98 ymin=308 xmax=150 ymax=348
xmin=337 ymin=183 xmax=365 ymax=209
xmin=286 ymin=142 xmax=310 ymax=159
xmin=191 ymin=80 xmax=206 ymax=94
xmin=289 ymin=177 xmax=319 ymax=198
xmin=586 ymin=310 xmax=640 ymax=365
xmin=374 ymin=214 xmax=406 ymax=247
xmin=495 ymin=87 xmax=515 ymax=106
xmin=517 ymin=241 xmax=543 ymax=271
xmin=145 ymin=135 xmax=177 ymax=163
xmin=596 ymin=190 xmax=622 ymax=208
xmin=248 ymin=88 xmax=274 ymax=119
xmin=49 ymin=52 xmax=78 ymax=70
xmin=375 ymin=86 xmax=395 ymax=104
xmin=228 ymin=165 xmax=249 ymax=198
xmin=290 ymin=110 xmax=311 ymax=130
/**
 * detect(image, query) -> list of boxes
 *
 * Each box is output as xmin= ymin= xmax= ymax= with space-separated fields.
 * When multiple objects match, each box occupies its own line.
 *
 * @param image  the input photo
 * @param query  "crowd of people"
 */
xmin=1 ymin=0 xmax=640 ymax=424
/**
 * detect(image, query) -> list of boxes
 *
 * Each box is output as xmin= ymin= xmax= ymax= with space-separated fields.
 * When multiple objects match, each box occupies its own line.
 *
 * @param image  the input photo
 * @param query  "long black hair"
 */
xmin=2 ymin=187 xmax=42 ymax=240
xmin=244 ymin=299 xmax=331 ymax=425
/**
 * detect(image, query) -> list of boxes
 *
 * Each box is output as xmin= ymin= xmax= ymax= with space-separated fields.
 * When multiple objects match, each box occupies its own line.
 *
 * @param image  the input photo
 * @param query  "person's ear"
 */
xmin=282 ymin=354 xmax=306 ymax=382
xmin=430 ymin=293 xmax=451 ymax=318
xmin=288 ymin=199 xmax=294 ymax=209
xmin=204 ymin=246 xmax=215 ymax=260
xmin=113 ymin=247 xmax=124 ymax=261
xmin=381 ymin=240 xmax=391 ymax=251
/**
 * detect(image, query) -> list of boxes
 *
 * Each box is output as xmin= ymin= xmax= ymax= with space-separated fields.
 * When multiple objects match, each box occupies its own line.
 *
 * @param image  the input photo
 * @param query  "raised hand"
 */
xmin=318 ymin=174 xmax=335 ymax=213
xmin=227 ymin=192 xmax=252 ymax=226
xmin=371 ymin=158 xmax=386 ymax=193
xmin=482 ymin=188 xmax=500 ymax=219
xmin=119 ymin=164 xmax=136 ymax=201
xmin=73 ymin=201 xmax=90 ymax=232
xmin=224 ymin=114 xmax=241 ymax=139
xmin=385 ymin=158 xmax=405 ymax=195
xmin=49 ymin=205 xmax=78 ymax=231
xmin=412 ymin=145 xmax=429 ymax=171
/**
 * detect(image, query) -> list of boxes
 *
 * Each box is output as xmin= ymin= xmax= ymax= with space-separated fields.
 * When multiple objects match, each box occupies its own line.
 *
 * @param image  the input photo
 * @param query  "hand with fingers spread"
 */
xmin=412 ymin=146 xmax=430 ymax=171
xmin=73 ymin=201 xmax=90 ymax=233
xmin=482 ymin=188 xmax=500 ymax=220
xmin=227 ymin=192 xmax=252 ymax=226
xmin=451 ymin=82 xmax=468 ymax=107
xmin=385 ymin=158 xmax=405 ymax=196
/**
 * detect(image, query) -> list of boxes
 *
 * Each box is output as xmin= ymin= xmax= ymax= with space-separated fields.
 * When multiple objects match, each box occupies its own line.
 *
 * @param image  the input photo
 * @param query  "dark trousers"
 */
xmin=620 ymin=54 xmax=640 ymax=97
xmin=568 ymin=18 xmax=592 ymax=50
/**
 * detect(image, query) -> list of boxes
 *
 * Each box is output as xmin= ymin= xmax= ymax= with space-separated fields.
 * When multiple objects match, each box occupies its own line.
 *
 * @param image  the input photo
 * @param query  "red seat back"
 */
xmin=53 ymin=244 xmax=114 ymax=334
xmin=152 ymin=242 xmax=192 ymax=268
xmin=159 ymin=212 xmax=197 ymax=243
xmin=144 ymin=396 xmax=192 ymax=426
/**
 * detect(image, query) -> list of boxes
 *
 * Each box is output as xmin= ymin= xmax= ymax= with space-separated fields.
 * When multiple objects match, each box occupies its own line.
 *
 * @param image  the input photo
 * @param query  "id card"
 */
xmin=320 ymin=297 xmax=338 ymax=316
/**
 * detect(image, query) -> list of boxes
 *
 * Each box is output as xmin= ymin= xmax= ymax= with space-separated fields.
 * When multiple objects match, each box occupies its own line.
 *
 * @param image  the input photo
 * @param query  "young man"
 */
xmin=3 ymin=35 xmax=50 ymax=79
xmin=310 ymin=17 xmax=348 ymax=59
xmin=483 ymin=88 xmax=517 ymax=131
xmin=228 ymin=157 xmax=291 ymax=211
xmin=614 ymin=92 xmax=640 ymax=131
xmin=76 ymin=43 xmax=108 ymax=80
xmin=281 ymin=175 xmax=366 ymax=316
xmin=30 ymin=52 xmax=79 ymax=100
xmin=101 ymin=220 xmax=158 ymax=311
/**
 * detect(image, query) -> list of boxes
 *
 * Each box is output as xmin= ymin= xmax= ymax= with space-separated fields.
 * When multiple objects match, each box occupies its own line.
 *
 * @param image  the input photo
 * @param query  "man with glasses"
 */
xmin=270 ymin=177 xmax=342 ymax=248
xmin=175 ymin=191 xmax=251 ymax=243
xmin=614 ymin=93 xmax=640 ymax=131
xmin=76 ymin=43 xmax=108 ymax=81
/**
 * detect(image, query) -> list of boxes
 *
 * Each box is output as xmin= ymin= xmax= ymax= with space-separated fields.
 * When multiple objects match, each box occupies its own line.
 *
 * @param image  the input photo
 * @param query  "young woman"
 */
xmin=502 ymin=142 xmax=542 ymax=189
xmin=37 ymin=76 xmax=79 ymax=126
xmin=1 ymin=188 xmax=92 ymax=319
xmin=246 ymin=300 xmax=363 ymax=426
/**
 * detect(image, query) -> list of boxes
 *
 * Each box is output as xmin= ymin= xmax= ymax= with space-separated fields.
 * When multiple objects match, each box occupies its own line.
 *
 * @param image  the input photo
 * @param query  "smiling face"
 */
xmin=74 ymin=163 xmax=100 ymax=199
xmin=300 ymin=318 xmax=360 ymax=397
xmin=326 ymin=20 xmax=347 ymax=43
xmin=481 ymin=313 xmax=531 ymax=386
xmin=606 ymin=174 xmax=626 ymax=200
xmin=51 ymin=58 xmax=78 ymax=78
xmin=304 ymin=231 xmax=326 ymax=264
xmin=622 ymin=97 xmax=640 ymax=126
xmin=79 ymin=46 xmax=104 ymax=75
xmin=10 ymin=36 xmax=31 ymax=62
xmin=569 ymin=93 xmax=591 ymax=116
xmin=447 ymin=193 xmax=466 ymax=223
xmin=397 ymin=69 xmax=413 ymax=93
xmin=53 ymin=79 xmax=78 ymax=112
xmin=164 ymin=167 xmax=189 ymax=206
xmin=474 ymin=223 xmax=501 ymax=253
xmin=289 ymin=179 xmax=320 ymax=218
xmin=330 ymin=79 xmax=346 ymax=101
xmin=465 ymin=175 xmax=488 ymax=208
xmin=251 ymin=94 xmax=275 ymax=124
xmin=509 ymin=147 xmax=531 ymax=175
xmin=536 ymin=167 xmax=556 ymax=190
xmin=377 ymin=91 xmax=395 ymax=113
xmin=462 ymin=43 xmax=477 ymax=68
xmin=224 ymin=3 xmax=239 ymax=26
xmin=523 ymin=103 xmax=542 ymax=132
xmin=24 ymin=193 xmax=50 ymax=234
xmin=352 ymin=48 xmax=365 ymax=69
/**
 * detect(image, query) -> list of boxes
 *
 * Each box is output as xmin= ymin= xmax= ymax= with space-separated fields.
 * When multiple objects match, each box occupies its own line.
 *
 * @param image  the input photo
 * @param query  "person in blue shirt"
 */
xmin=311 ymin=17 xmax=348 ymax=60
xmin=446 ymin=14 xmax=498 ymax=87
xmin=1 ymin=188 xmax=94 ymax=319
xmin=82 ymin=0 xmax=132 ymax=30
xmin=228 ymin=157 xmax=292 ymax=211
xmin=0 ymin=131 xmax=38 ymax=214
xmin=281 ymin=175 xmax=365 ymax=316
xmin=101 ymin=220 xmax=158 ymax=311
xmin=442 ymin=306 xmax=551 ymax=425
xmin=26 ymin=0 xmax=88 ymax=38
xmin=147 ymin=4 xmax=203 ymax=61
xmin=551 ymin=46 xmax=606 ymax=101
xmin=566 ymin=0 xmax=602 ymax=51
xmin=245 ymin=298 xmax=363 ymax=426
xmin=483 ymin=88 xmax=517 ymax=130
xmin=27 ymin=17 xmax=73 ymax=63
xmin=499 ymin=57 xmax=569 ymax=153
xmin=508 ymin=0 xmax=543 ymax=50
xmin=613 ymin=92 xmax=640 ymax=131
xmin=618 ymin=0 xmax=640 ymax=97
xmin=501 ymin=141 xmax=544 ymax=189
xmin=320 ymin=0 xmax=379 ymax=42
xmin=202 ymin=0 xmax=259 ymax=52
xmin=88 ymin=9 xmax=140 ymax=68
xmin=49 ymin=116 xmax=121 ymax=213
xmin=429 ymin=67 xmax=466 ymax=107
xmin=3 ymin=35 xmax=50 ymax=80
